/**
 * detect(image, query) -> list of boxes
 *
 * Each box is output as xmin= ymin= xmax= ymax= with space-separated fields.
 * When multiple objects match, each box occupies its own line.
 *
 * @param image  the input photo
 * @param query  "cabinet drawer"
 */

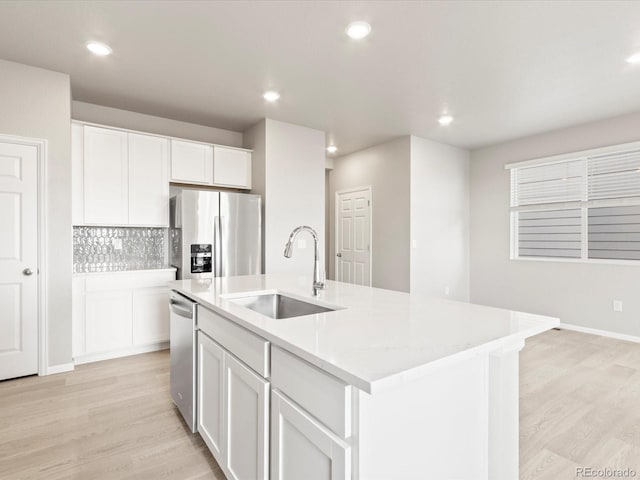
xmin=271 ymin=347 xmax=351 ymax=438
xmin=197 ymin=306 xmax=269 ymax=377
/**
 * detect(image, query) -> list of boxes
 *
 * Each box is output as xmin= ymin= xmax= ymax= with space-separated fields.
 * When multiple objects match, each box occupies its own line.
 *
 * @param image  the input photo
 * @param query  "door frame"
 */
xmin=0 ymin=133 xmax=49 ymax=376
xmin=334 ymin=185 xmax=373 ymax=287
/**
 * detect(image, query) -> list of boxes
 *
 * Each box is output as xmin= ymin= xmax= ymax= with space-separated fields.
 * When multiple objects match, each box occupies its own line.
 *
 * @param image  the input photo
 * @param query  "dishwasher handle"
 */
xmin=170 ymin=295 xmax=195 ymax=318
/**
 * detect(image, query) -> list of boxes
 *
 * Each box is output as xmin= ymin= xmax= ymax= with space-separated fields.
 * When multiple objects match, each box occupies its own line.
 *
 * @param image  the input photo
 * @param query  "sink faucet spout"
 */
xmin=283 ymin=226 xmax=325 ymax=296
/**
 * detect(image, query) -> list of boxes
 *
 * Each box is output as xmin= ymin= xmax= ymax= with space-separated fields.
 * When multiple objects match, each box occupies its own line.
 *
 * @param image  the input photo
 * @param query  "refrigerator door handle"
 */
xmin=214 ymin=215 xmax=223 ymax=277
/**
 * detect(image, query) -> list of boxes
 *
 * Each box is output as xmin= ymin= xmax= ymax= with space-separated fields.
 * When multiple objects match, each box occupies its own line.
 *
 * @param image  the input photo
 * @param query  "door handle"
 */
xmin=336 ymin=253 xmax=342 ymax=257
xmin=23 ymin=268 xmax=34 ymax=276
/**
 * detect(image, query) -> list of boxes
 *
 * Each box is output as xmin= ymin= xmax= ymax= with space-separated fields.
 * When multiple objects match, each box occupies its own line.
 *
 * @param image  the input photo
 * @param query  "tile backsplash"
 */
xmin=73 ymin=226 xmax=167 ymax=273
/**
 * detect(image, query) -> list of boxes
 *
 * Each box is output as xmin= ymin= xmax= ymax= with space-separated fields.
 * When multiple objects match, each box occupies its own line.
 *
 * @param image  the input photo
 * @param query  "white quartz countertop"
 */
xmin=169 ymin=274 xmax=558 ymax=393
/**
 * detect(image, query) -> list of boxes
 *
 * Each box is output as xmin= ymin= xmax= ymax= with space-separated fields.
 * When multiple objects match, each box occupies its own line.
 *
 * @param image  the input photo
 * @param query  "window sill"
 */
xmin=510 ymin=256 xmax=640 ymax=267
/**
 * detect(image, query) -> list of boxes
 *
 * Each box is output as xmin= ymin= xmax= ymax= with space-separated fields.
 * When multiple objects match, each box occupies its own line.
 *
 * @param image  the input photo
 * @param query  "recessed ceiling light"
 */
xmin=438 ymin=115 xmax=454 ymax=126
xmin=263 ymin=91 xmax=280 ymax=102
xmin=346 ymin=21 xmax=371 ymax=40
xmin=86 ymin=42 xmax=112 ymax=56
xmin=327 ymin=145 xmax=338 ymax=154
xmin=626 ymin=52 xmax=640 ymax=64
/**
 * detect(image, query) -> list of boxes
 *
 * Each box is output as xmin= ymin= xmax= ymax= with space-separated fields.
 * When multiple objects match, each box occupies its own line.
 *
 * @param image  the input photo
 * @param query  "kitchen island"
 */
xmin=169 ymin=274 xmax=558 ymax=480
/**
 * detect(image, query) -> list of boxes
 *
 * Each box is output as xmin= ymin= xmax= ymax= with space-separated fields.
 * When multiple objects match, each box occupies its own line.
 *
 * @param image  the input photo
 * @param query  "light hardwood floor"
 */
xmin=1 ymin=329 xmax=639 ymax=479
xmin=520 ymin=329 xmax=640 ymax=479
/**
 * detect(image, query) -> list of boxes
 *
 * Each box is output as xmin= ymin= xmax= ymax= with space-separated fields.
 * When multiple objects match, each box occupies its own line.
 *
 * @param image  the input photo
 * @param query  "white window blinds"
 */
xmin=587 ymin=148 xmax=640 ymax=201
xmin=511 ymin=159 xmax=585 ymax=207
xmin=508 ymin=141 xmax=640 ymax=262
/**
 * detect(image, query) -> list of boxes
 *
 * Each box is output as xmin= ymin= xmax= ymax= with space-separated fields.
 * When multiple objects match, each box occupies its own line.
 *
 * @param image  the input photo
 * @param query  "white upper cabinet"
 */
xmin=170 ymin=139 xmax=214 ymax=185
xmin=74 ymin=124 xmax=170 ymax=227
xmin=128 ymin=133 xmax=169 ymax=226
xmin=83 ymin=126 xmax=129 ymax=225
xmin=213 ymin=146 xmax=252 ymax=189
xmin=72 ymin=122 xmax=252 ymax=226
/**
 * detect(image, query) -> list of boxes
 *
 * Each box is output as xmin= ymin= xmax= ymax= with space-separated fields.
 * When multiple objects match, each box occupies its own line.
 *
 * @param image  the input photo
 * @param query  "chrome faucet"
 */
xmin=284 ymin=226 xmax=325 ymax=296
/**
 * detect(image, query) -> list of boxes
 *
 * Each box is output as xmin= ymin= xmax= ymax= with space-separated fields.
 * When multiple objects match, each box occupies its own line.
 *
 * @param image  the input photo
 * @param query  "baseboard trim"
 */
xmin=74 ymin=341 xmax=170 ymax=365
xmin=559 ymin=323 xmax=640 ymax=344
xmin=43 ymin=362 xmax=75 ymax=375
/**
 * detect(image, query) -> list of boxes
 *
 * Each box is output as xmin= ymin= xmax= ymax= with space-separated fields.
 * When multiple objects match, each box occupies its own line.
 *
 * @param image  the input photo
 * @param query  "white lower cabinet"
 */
xmin=225 ymin=354 xmax=269 ymax=480
xmin=132 ymin=287 xmax=170 ymax=344
xmin=198 ymin=332 xmax=225 ymax=460
xmin=72 ymin=270 xmax=175 ymax=363
xmin=198 ymin=329 xmax=269 ymax=480
xmin=85 ymin=290 xmax=133 ymax=353
xmin=271 ymin=390 xmax=351 ymax=480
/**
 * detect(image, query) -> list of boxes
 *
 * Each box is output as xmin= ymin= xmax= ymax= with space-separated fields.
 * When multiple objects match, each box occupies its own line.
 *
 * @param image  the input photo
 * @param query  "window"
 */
xmin=508 ymin=142 xmax=640 ymax=262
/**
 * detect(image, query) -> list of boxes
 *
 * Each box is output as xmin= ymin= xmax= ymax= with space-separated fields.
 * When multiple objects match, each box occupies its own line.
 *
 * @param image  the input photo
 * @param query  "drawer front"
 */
xmin=84 ymin=270 xmax=176 ymax=292
xmin=197 ymin=306 xmax=269 ymax=378
xmin=271 ymin=347 xmax=351 ymax=438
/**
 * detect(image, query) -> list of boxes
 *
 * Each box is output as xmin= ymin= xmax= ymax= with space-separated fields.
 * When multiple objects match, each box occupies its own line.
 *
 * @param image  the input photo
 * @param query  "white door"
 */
xmin=225 ymin=353 xmax=269 ymax=480
xmin=271 ymin=390 xmax=350 ymax=480
xmin=83 ymin=126 xmax=129 ymax=225
xmin=198 ymin=332 xmax=226 ymax=463
xmin=0 ymin=141 xmax=39 ymax=380
xmin=128 ymin=133 xmax=169 ymax=226
xmin=336 ymin=187 xmax=371 ymax=286
xmin=170 ymin=139 xmax=213 ymax=185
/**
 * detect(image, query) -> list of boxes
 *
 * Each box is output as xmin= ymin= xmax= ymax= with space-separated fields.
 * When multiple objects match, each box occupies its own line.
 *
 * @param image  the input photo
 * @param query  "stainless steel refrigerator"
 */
xmin=170 ymin=190 xmax=262 ymax=279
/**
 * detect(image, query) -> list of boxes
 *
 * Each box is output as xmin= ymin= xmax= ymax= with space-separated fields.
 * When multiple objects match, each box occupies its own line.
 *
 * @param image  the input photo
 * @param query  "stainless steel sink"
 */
xmin=229 ymin=293 xmax=337 ymax=319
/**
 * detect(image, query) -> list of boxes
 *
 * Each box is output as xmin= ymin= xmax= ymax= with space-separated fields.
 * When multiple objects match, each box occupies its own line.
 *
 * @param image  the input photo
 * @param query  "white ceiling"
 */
xmin=1 ymin=1 xmax=640 ymax=154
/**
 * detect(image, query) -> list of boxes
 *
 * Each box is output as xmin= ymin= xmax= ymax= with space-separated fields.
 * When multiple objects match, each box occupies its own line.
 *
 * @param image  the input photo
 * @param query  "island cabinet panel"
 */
xmin=83 ymin=126 xmax=129 ymax=225
xmin=170 ymin=139 xmax=213 ymax=185
xmin=271 ymin=346 xmax=351 ymax=438
xmin=224 ymin=353 xmax=269 ymax=480
xmin=197 ymin=323 xmax=269 ymax=480
xmin=198 ymin=306 xmax=270 ymax=377
xmin=198 ymin=332 xmax=226 ymax=462
xmin=271 ymin=390 xmax=351 ymax=480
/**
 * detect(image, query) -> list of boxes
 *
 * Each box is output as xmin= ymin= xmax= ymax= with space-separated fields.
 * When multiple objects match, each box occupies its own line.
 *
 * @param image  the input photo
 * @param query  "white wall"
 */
xmin=0 ymin=59 xmax=72 ymax=367
xmin=243 ymin=119 xmax=266 ymax=273
xmin=264 ymin=119 xmax=325 ymax=275
xmin=72 ymin=101 xmax=243 ymax=147
xmin=244 ymin=119 xmax=325 ymax=277
xmin=410 ymin=136 xmax=470 ymax=301
xmin=329 ymin=137 xmax=411 ymax=292
xmin=470 ymin=111 xmax=640 ymax=337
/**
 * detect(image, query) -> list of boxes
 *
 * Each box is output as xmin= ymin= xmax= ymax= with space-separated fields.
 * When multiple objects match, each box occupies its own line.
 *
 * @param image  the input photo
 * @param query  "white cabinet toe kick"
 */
xmin=194 ymin=302 xmax=526 ymax=480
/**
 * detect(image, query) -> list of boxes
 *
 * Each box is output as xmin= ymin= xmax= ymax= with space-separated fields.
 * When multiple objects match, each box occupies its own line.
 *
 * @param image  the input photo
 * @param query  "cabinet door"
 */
xmin=271 ymin=390 xmax=351 ymax=480
xmin=213 ymin=146 xmax=251 ymax=189
xmin=225 ymin=354 xmax=269 ymax=480
xmin=71 ymin=122 xmax=84 ymax=224
xmin=128 ymin=133 xmax=169 ymax=226
xmin=85 ymin=290 xmax=133 ymax=353
xmin=198 ymin=332 xmax=225 ymax=463
xmin=83 ymin=126 xmax=128 ymax=224
xmin=72 ymin=277 xmax=85 ymax=357
xmin=132 ymin=287 xmax=169 ymax=345
xmin=170 ymin=139 xmax=213 ymax=185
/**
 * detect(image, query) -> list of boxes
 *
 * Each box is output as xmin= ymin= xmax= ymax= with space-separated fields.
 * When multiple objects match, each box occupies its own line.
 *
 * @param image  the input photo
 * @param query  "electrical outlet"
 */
xmin=613 ymin=300 xmax=623 ymax=312
xmin=113 ymin=238 xmax=123 ymax=250
xmin=444 ymin=286 xmax=450 ymax=296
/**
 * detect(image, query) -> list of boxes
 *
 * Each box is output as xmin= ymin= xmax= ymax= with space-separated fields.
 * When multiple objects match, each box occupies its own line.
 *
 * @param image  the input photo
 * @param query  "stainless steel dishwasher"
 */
xmin=169 ymin=290 xmax=197 ymax=433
